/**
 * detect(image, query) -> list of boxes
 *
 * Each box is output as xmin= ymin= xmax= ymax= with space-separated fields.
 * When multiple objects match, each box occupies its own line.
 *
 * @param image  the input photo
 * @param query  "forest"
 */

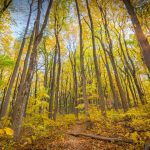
xmin=0 ymin=0 xmax=150 ymax=149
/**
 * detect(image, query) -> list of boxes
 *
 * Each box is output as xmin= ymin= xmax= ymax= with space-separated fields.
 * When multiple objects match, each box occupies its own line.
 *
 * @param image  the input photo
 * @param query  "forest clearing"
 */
xmin=0 ymin=0 xmax=150 ymax=149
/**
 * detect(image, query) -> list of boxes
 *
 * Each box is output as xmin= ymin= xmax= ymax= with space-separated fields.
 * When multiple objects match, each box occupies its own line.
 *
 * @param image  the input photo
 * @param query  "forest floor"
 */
xmin=1 ymin=105 xmax=150 ymax=150
xmin=17 ymin=120 xmax=137 ymax=150
xmin=51 ymin=121 xmax=133 ymax=150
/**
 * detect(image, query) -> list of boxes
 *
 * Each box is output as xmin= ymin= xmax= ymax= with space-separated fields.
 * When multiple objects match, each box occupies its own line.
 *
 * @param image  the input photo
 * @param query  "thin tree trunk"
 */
xmin=86 ymin=0 xmax=106 ymax=116
xmin=17 ymin=26 xmax=35 ymax=96
xmin=118 ymin=35 xmax=145 ymax=105
xmin=100 ymin=40 xmax=119 ymax=111
xmin=75 ymin=0 xmax=90 ymax=122
xmin=97 ymin=2 xmax=128 ymax=112
xmin=43 ymin=40 xmax=48 ymax=88
xmin=69 ymin=50 xmax=78 ymax=118
xmin=35 ymin=64 xmax=38 ymax=98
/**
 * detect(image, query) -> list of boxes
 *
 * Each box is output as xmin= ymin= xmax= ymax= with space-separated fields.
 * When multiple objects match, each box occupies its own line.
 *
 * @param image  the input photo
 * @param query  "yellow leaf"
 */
xmin=26 ymin=137 xmax=32 ymax=144
xmin=131 ymin=131 xmax=138 ymax=143
xmin=0 ymin=129 xmax=5 ymax=135
xmin=4 ymin=128 xmax=14 ymax=136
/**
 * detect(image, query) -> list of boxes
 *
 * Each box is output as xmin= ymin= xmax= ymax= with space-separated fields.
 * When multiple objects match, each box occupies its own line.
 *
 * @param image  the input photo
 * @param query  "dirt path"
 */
xmin=21 ymin=121 xmax=134 ymax=150
xmin=48 ymin=121 xmax=109 ymax=150
xmin=62 ymin=122 xmax=92 ymax=150
xmin=49 ymin=121 xmax=133 ymax=150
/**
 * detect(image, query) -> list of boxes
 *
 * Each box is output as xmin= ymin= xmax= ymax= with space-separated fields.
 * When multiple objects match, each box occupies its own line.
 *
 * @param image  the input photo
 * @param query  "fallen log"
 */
xmin=68 ymin=133 xmax=134 ymax=144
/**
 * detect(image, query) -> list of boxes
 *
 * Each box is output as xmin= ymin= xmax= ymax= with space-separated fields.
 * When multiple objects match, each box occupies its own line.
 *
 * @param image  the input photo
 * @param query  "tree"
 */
xmin=0 ymin=0 xmax=33 ymax=119
xmin=86 ymin=0 xmax=106 ymax=116
xmin=123 ymin=0 xmax=150 ymax=72
xmin=68 ymin=43 xmax=78 ymax=118
xmin=75 ymin=0 xmax=90 ymax=124
xmin=12 ymin=0 xmax=53 ymax=139
xmin=96 ymin=1 xmax=129 ymax=112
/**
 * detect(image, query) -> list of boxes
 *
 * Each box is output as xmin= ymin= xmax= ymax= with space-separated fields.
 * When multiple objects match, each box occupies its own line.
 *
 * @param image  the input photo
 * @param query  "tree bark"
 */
xmin=43 ymin=39 xmax=49 ymax=88
xmin=69 ymin=50 xmax=78 ymax=118
xmin=49 ymin=46 xmax=57 ymax=119
xmin=53 ymin=23 xmax=61 ymax=120
xmin=12 ymin=0 xmax=53 ymax=139
xmin=97 ymin=2 xmax=128 ymax=112
xmin=118 ymin=35 xmax=145 ymax=105
xmin=86 ymin=0 xmax=106 ymax=116
xmin=123 ymin=0 xmax=150 ymax=72
xmin=34 ymin=63 xmax=38 ymax=98
xmin=75 ymin=0 xmax=90 ymax=122
xmin=99 ymin=39 xmax=120 ymax=111
xmin=0 ymin=1 xmax=33 ymax=119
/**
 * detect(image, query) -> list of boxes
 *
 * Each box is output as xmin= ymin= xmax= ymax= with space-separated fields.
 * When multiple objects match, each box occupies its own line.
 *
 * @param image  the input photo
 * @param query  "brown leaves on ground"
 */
xmin=15 ymin=120 xmax=136 ymax=150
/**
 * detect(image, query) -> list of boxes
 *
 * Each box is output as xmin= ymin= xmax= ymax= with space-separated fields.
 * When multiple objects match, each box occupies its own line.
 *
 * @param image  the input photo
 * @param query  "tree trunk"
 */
xmin=97 ymin=2 xmax=128 ymax=112
xmin=69 ymin=50 xmax=78 ymax=118
xmin=12 ymin=0 xmax=53 ymax=139
xmin=75 ymin=0 xmax=90 ymax=122
xmin=123 ymin=0 xmax=150 ymax=72
xmin=100 ymin=40 xmax=120 ymax=111
xmin=12 ymin=71 xmax=20 ymax=109
xmin=43 ymin=40 xmax=48 ymax=88
xmin=53 ymin=28 xmax=61 ymax=121
xmin=34 ymin=64 xmax=38 ymax=98
xmin=118 ymin=35 xmax=145 ymax=105
xmin=49 ymin=46 xmax=57 ymax=119
xmin=17 ymin=25 xmax=35 ymax=96
xmin=86 ymin=0 xmax=106 ymax=116
xmin=0 ymin=1 xmax=33 ymax=119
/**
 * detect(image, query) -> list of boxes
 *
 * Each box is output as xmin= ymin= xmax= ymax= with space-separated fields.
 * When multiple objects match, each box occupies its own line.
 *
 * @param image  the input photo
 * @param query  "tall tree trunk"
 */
xmin=49 ymin=47 xmax=57 ymax=119
xmin=119 ymin=34 xmax=145 ymax=104
xmin=109 ymin=51 xmax=128 ymax=112
xmin=119 ymin=68 xmax=131 ymax=108
xmin=100 ymin=40 xmax=119 ymax=111
xmin=86 ymin=0 xmax=106 ymax=116
xmin=75 ymin=0 xmax=90 ymax=123
xmin=12 ymin=0 xmax=53 ymax=139
xmin=127 ymin=74 xmax=137 ymax=107
xmin=53 ymin=31 xmax=61 ymax=121
xmin=0 ymin=1 xmax=33 ymax=119
xmin=97 ymin=2 xmax=128 ymax=112
xmin=123 ymin=0 xmax=150 ymax=72
xmin=69 ymin=50 xmax=78 ymax=118
xmin=17 ymin=26 xmax=35 ymax=96
xmin=43 ymin=40 xmax=48 ymax=88
xmin=11 ymin=26 xmax=35 ymax=120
